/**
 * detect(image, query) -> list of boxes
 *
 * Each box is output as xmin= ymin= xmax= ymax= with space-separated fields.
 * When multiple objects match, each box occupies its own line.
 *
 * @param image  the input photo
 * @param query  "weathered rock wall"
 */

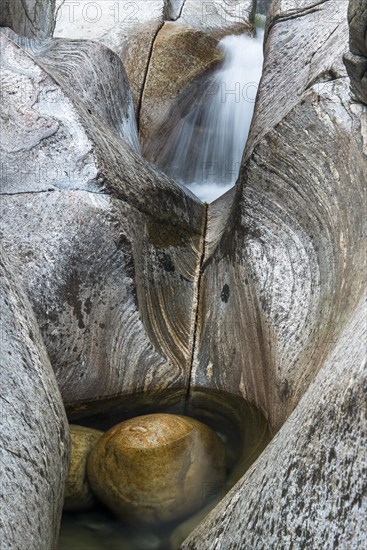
xmin=0 ymin=0 xmax=55 ymax=37
xmin=0 ymin=247 xmax=70 ymax=549
xmin=190 ymin=0 xmax=367 ymax=431
xmin=182 ymin=291 xmax=367 ymax=548
xmin=0 ymin=31 xmax=205 ymax=407
xmin=344 ymin=0 xmax=367 ymax=104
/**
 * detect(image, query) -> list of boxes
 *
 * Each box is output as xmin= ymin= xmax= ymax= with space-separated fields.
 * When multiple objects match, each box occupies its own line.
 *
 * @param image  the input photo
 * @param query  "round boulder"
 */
xmin=64 ymin=425 xmax=103 ymax=511
xmin=87 ymin=413 xmax=225 ymax=524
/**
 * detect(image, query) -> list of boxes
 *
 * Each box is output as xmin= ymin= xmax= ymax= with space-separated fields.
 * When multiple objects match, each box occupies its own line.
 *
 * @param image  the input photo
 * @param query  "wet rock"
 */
xmin=87 ymin=414 xmax=225 ymax=523
xmin=139 ymin=22 xmax=224 ymax=154
xmin=191 ymin=0 xmax=366 ymax=431
xmin=344 ymin=0 xmax=367 ymax=104
xmin=0 ymin=246 xmax=70 ymax=549
xmin=0 ymin=31 xmax=205 ymax=407
xmin=64 ymin=425 xmax=103 ymax=511
xmin=182 ymin=293 xmax=367 ymax=548
xmin=0 ymin=0 xmax=55 ymax=37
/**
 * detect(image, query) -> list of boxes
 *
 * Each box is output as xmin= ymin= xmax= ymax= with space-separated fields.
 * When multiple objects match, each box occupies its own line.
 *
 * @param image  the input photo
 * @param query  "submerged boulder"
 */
xmin=87 ymin=414 xmax=225 ymax=523
xmin=0 ymin=247 xmax=70 ymax=549
xmin=64 ymin=425 xmax=103 ymax=511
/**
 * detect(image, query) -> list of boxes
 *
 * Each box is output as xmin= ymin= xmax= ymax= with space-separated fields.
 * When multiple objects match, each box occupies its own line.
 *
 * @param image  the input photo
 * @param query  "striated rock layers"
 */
xmin=190 ymin=0 xmax=366 ymax=430
xmin=0 ymin=0 xmax=55 ymax=38
xmin=182 ymin=0 xmax=367 ymax=546
xmin=0 ymin=30 xmax=205 ymax=408
xmin=344 ymin=0 xmax=367 ymax=104
xmin=0 ymin=247 xmax=70 ymax=550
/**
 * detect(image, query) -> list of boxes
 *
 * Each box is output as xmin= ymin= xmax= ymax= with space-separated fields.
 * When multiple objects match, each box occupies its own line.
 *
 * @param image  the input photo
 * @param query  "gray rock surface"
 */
xmin=54 ymin=0 xmax=166 ymax=109
xmin=0 ymin=0 xmax=55 ymax=37
xmin=182 ymin=292 xmax=367 ymax=549
xmin=190 ymin=0 xmax=367 ymax=431
xmin=0 ymin=31 xmax=205 ymax=407
xmin=181 ymin=0 xmax=367 ymax=545
xmin=0 ymin=246 xmax=70 ymax=549
xmin=344 ymin=0 xmax=367 ymax=104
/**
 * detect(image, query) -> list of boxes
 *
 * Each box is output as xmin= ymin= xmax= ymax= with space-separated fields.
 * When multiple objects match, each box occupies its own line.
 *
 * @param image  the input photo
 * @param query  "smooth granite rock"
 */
xmin=0 ymin=247 xmax=70 ymax=550
xmin=139 ymin=22 xmax=224 ymax=153
xmin=190 ymin=0 xmax=367 ymax=431
xmin=182 ymin=292 xmax=367 ymax=548
xmin=64 ymin=425 xmax=103 ymax=511
xmin=54 ymin=0 xmax=166 ymax=109
xmin=0 ymin=0 xmax=55 ymax=37
xmin=0 ymin=31 xmax=205 ymax=407
xmin=87 ymin=414 xmax=226 ymax=524
xmin=344 ymin=0 xmax=367 ymax=104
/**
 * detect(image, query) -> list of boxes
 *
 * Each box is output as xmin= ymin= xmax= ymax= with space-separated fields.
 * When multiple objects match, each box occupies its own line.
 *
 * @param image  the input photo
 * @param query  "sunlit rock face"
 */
xmin=87 ymin=414 xmax=226 ymax=524
xmin=0 ymin=30 xmax=205 ymax=405
xmin=0 ymin=247 xmax=70 ymax=550
xmin=0 ymin=0 xmax=55 ymax=37
xmin=64 ymin=425 xmax=103 ymax=512
xmin=344 ymin=0 xmax=367 ymax=104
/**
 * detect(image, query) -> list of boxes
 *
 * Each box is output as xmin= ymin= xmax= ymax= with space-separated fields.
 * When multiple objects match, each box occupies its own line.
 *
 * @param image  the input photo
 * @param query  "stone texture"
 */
xmin=181 ymin=0 xmax=367 ymax=545
xmin=64 ymin=425 xmax=103 ymax=511
xmin=344 ymin=0 xmax=367 ymax=104
xmin=190 ymin=0 xmax=367 ymax=431
xmin=139 ymin=22 xmax=224 ymax=153
xmin=54 ymin=0 xmax=166 ymax=109
xmin=0 ymin=246 xmax=70 ymax=550
xmin=182 ymin=292 xmax=367 ymax=549
xmin=87 ymin=414 xmax=225 ymax=523
xmin=0 ymin=31 xmax=205 ymax=407
xmin=0 ymin=0 xmax=55 ymax=37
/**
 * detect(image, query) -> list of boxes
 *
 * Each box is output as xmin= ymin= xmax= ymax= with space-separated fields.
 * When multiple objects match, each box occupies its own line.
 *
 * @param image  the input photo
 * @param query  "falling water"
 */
xmin=159 ymin=24 xmax=265 ymax=203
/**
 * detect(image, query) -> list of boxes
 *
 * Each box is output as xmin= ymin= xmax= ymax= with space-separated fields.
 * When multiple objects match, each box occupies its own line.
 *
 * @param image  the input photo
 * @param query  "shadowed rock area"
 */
xmin=344 ymin=0 xmax=367 ymax=104
xmin=0 ymin=247 xmax=70 ymax=549
xmin=0 ymin=0 xmax=55 ymax=38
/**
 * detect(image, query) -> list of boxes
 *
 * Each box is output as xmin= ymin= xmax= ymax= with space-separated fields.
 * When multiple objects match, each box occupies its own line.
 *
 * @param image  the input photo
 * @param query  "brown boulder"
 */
xmin=87 ymin=413 xmax=225 ymax=523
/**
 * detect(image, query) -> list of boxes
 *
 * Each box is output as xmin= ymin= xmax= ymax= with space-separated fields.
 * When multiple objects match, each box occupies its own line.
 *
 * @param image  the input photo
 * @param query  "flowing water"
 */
xmin=58 ymin=389 xmax=271 ymax=550
xmin=157 ymin=22 xmax=265 ymax=203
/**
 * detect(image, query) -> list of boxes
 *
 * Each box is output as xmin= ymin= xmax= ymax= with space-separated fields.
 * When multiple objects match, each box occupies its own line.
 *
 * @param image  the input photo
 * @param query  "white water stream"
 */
xmin=160 ymin=24 xmax=265 ymax=203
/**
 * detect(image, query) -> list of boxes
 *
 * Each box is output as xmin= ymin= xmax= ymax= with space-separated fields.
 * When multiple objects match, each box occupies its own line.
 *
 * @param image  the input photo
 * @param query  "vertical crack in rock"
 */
xmin=137 ymin=20 xmax=166 ymax=132
xmin=186 ymin=203 xmax=208 ymax=399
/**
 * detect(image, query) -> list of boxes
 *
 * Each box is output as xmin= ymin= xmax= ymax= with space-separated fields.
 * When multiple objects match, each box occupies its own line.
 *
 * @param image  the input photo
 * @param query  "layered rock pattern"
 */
xmin=344 ymin=0 xmax=367 ymax=104
xmin=0 ymin=31 xmax=205 ymax=406
xmin=0 ymin=247 xmax=70 ymax=550
xmin=0 ymin=0 xmax=55 ymax=38
xmin=190 ymin=0 xmax=367 ymax=431
xmin=182 ymin=292 xmax=367 ymax=548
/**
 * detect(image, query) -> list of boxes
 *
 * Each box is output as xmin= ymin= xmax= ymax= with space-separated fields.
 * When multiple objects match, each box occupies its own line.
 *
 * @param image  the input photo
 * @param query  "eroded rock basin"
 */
xmin=59 ymin=390 xmax=271 ymax=549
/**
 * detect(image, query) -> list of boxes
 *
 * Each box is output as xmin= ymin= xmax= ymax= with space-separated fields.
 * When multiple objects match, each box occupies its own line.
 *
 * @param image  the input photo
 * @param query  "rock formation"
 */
xmin=182 ymin=0 xmax=367 ymax=546
xmin=0 ymin=30 xmax=205 ymax=408
xmin=0 ymin=247 xmax=70 ymax=549
xmin=0 ymin=0 xmax=55 ymax=38
xmin=87 ymin=414 xmax=225 ymax=523
xmin=190 ymin=0 xmax=367 ymax=431
xmin=64 ymin=425 xmax=103 ymax=511
xmin=344 ymin=0 xmax=367 ymax=104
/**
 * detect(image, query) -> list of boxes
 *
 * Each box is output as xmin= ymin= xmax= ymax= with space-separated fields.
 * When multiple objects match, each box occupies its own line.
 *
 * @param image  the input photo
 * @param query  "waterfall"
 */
xmin=159 ymin=24 xmax=265 ymax=203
